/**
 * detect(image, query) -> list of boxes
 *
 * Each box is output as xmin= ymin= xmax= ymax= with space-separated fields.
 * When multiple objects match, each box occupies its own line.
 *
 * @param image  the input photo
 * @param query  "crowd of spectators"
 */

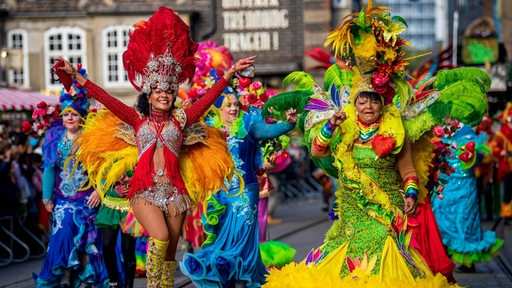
xmin=0 ymin=119 xmax=49 ymax=252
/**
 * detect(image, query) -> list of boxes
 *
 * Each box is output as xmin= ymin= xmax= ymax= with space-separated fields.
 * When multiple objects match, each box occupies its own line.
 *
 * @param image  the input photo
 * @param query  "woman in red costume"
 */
xmin=53 ymin=6 xmax=255 ymax=287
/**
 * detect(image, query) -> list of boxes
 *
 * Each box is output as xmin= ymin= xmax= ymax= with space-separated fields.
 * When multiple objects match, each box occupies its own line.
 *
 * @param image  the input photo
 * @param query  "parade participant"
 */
xmin=489 ymin=102 xmax=512 ymax=219
xmin=182 ymin=40 xmax=235 ymax=251
xmin=53 ymin=6 xmax=255 ymax=287
xmin=179 ymin=70 xmax=297 ymax=287
xmin=95 ymin=172 xmax=137 ymax=287
xmin=32 ymin=73 xmax=108 ymax=287
xmin=260 ymin=2 xmax=490 ymax=286
xmin=432 ymin=122 xmax=503 ymax=273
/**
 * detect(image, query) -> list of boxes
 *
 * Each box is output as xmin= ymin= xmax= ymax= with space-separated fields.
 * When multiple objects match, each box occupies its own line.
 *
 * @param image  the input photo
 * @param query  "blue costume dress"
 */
xmin=431 ymin=125 xmax=503 ymax=266
xmin=33 ymin=127 xmax=108 ymax=287
xmin=180 ymin=108 xmax=295 ymax=287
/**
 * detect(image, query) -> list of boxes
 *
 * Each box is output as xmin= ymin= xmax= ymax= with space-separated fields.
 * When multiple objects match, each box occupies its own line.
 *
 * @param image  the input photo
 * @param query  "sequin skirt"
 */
xmin=130 ymin=179 xmax=192 ymax=216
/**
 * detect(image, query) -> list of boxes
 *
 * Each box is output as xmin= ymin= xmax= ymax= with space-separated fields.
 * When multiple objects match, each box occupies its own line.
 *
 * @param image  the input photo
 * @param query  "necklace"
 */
xmin=358 ymin=117 xmax=381 ymax=142
xmin=150 ymin=109 xmax=171 ymax=122
xmin=156 ymin=168 xmax=165 ymax=177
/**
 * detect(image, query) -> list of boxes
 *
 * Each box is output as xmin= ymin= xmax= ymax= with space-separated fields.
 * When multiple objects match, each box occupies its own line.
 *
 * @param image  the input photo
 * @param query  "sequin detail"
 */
xmin=232 ymin=193 xmax=257 ymax=226
xmin=136 ymin=120 xmax=182 ymax=158
xmin=131 ymin=178 xmax=191 ymax=216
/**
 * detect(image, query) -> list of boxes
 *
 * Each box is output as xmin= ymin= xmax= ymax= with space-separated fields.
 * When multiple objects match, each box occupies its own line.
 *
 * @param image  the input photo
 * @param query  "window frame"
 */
xmin=6 ymin=29 xmax=29 ymax=88
xmin=44 ymin=27 xmax=87 ymax=91
xmin=102 ymin=25 xmax=132 ymax=88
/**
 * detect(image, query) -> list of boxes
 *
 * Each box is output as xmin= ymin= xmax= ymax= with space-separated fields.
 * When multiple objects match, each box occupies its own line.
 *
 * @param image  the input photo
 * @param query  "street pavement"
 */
xmin=1 ymin=194 xmax=511 ymax=287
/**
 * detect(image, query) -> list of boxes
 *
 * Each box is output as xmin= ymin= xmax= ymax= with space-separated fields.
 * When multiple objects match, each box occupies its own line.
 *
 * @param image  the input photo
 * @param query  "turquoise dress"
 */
xmin=431 ymin=125 xmax=503 ymax=266
xmin=180 ymin=109 xmax=295 ymax=287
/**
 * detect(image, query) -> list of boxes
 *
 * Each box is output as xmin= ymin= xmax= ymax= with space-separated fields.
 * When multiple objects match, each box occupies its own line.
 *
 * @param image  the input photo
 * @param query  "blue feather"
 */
xmin=330 ymin=83 xmax=341 ymax=108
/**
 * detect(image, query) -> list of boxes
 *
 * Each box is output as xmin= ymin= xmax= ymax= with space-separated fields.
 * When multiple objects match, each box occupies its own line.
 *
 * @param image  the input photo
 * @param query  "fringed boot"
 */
xmin=146 ymin=238 xmax=169 ymax=288
xmin=161 ymin=260 xmax=177 ymax=288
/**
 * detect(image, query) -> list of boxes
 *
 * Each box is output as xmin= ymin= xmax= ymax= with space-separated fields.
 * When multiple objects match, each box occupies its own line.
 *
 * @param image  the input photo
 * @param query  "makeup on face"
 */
xmin=355 ymin=94 xmax=383 ymax=125
xmin=220 ymin=94 xmax=241 ymax=126
xmin=148 ymin=85 xmax=175 ymax=112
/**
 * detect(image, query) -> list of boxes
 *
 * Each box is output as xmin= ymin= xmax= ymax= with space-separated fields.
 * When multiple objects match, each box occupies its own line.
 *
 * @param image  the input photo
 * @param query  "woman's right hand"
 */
xmin=54 ymin=58 xmax=75 ymax=75
xmin=330 ymin=111 xmax=347 ymax=127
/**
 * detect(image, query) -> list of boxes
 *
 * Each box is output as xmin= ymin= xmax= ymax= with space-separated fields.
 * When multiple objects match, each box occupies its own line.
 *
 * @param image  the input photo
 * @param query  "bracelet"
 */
xmin=313 ymin=136 xmax=329 ymax=151
xmin=403 ymin=175 xmax=419 ymax=200
xmin=42 ymin=199 xmax=53 ymax=205
xmin=228 ymin=65 xmax=237 ymax=75
xmin=71 ymin=67 xmax=77 ymax=79
xmin=405 ymin=188 xmax=418 ymax=201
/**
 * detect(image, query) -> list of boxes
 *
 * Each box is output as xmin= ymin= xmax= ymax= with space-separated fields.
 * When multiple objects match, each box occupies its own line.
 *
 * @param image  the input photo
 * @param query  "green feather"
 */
xmin=324 ymin=64 xmax=354 ymax=91
xmin=434 ymin=67 xmax=491 ymax=92
xmin=261 ymin=90 xmax=313 ymax=118
xmin=282 ymin=71 xmax=316 ymax=90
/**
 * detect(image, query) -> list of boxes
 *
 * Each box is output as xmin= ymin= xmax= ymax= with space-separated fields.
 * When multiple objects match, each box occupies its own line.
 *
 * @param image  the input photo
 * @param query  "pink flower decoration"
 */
xmin=433 ymin=126 xmax=445 ymax=136
xmin=251 ymin=81 xmax=262 ymax=90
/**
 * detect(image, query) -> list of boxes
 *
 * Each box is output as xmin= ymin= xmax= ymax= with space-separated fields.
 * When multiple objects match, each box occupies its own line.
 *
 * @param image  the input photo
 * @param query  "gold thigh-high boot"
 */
xmin=161 ymin=260 xmax=177 ymax=288
xmin=146 ymin=238 xmax=169 ymax=288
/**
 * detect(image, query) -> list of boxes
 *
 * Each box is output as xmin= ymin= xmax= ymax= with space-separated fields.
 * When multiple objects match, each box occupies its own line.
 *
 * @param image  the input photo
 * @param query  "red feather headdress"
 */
xmin=123 ymin=6 xmax=198 ymax=93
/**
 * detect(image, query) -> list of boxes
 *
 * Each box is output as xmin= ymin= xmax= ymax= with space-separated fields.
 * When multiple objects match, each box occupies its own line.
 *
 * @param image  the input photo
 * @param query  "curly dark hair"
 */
xmin=135 ymin=91 xmax=178 ymax=116
xmin=356 ymin=91 xmax=383 ymax=104
xmin=135 ymin=92 xmax=151 ymax=116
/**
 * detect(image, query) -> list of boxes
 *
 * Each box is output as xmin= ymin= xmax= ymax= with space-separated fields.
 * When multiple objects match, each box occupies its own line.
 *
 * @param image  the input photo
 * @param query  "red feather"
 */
xmin=123 ymin=6 xmax=198 ymax=91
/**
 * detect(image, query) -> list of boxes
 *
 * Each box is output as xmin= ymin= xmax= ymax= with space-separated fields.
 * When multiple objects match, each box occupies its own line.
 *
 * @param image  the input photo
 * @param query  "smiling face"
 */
xmin=62 ymin=110 xmax=82 ymax=132
xmin=220 ymin=94 xmax=241 ymax=127
xmin=355 ymin=92 xmax=383 ymax=125
xmin=148 ymin=84 xmax=176 ymax=112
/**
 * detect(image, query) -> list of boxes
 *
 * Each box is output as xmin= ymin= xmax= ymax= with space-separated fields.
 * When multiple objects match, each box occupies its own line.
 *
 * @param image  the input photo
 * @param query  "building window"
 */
xmin=6 ymin=29 xmax=29 ymax=88
xmin=102 ymin=25 xmax=131 ymax=88
xmin=332 ymin=0 xmax=351 ymax=9
xmin=44 ymin=27 xmax=87 ymax=91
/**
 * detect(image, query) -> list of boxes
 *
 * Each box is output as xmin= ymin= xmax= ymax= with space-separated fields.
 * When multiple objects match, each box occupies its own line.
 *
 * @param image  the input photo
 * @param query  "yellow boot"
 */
xmin=161 ymin=260 xmax=177 ymax=288
xmin=146 ymin=238 xmax=169 ymax=288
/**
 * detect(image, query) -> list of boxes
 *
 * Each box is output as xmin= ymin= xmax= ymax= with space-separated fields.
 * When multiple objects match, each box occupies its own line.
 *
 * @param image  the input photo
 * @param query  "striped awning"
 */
xmin=0 ymin=87 xmax=60 ymax=111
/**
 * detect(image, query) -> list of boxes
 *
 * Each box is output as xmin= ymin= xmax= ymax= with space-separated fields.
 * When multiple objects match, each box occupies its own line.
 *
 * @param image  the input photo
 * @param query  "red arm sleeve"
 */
xmin=83 ymin=80 xmax=139 ymax=127
xmin=184 ymin=77 xmax=229 ymax=126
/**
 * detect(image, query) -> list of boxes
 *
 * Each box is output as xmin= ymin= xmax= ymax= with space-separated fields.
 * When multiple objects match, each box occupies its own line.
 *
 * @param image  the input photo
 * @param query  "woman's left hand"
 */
xmin=87 ymin=191 xmax=101 ymax=208
xmin=404 ymin=197 xmax=417 ymax=216
xmin=224 ymin=56 xmax=257 ymax=79
xmin=285 ymin=108 xmax=298 ymax=125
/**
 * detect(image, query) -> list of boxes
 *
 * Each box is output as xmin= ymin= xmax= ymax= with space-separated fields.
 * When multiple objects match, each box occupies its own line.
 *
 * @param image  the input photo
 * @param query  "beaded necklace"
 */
xmin=358 ymin=117 xmax=381 ymax=142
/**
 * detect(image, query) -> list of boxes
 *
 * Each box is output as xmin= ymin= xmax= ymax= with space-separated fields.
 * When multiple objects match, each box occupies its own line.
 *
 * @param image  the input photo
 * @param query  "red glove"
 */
xmin=52 ymin=60 xmax=72 ymax=91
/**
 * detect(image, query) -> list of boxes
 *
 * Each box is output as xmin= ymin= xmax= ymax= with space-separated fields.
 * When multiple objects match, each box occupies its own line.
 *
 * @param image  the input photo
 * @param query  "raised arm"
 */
xmin=54 ymin=58 xmax=139 ymax=126
xmin=185 ymin=56 xmax=257 ymax=126
xmin=82 ymin=81 xmax=139 ymax=126
xmin=252 ymin=108 xmax=297 ymax=140
xmin=310 ymin=111 xmax=346 ymax=158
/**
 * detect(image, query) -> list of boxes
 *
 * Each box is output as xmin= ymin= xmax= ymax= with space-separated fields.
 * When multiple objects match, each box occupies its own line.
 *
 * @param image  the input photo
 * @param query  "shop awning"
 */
xmin=0 ymin=87 xmax=60 ymax=111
